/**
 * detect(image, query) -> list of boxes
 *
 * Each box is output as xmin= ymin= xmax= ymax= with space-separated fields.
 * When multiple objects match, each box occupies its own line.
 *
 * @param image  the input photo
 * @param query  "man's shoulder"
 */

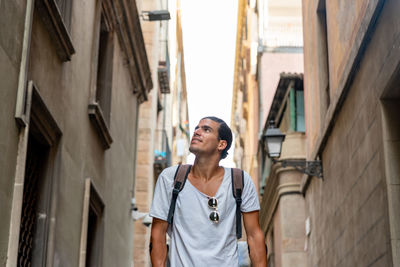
xmin=227 ymin=168 xmax=256 ymax=191
xmin=163 ymin=164 xmax=180 ymax=172
xmin=227 ymin=167 xmax=252 ymax=181
xmin=158 ymin=165 xmax=181 ymax=183
xmin=242 ymin=170 xmax=252 ymax=182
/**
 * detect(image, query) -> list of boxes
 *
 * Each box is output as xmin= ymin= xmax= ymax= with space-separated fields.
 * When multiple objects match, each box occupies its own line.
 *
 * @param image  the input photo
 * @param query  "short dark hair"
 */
xmin=202 ymin=116 xmax=232 ymax=159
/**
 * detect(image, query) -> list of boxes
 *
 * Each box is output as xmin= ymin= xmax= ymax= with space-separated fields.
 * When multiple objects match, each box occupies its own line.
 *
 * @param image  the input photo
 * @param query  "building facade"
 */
xmin=231 ymin=0 xmax=260 ymax=188
xmin=258 ymin=0 xmax=304 ymax=125
xmin=259 ymin=73 xmax=307 ymax=267
xmin=0 ymin=0 xmax=152 ymax=266
xmin=302 ymin=0 xmax=400 ymax=266
xmin=232 ymin=0 xmax=304 ymax=193
xmin=132 ymin=0 xmax=190 ymax=265
xmin=132 ymin=0 xmax=164 ymax=265
xmin=257 ymin=0 xmax=304 ymax=191
xmin=256 ymin=2 xmax=307 ymax=266
xmin=169 ymin=0 xmax=190 ymax=167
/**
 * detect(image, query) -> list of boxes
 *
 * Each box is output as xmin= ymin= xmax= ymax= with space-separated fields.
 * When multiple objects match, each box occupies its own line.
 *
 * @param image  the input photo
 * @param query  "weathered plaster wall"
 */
xmin=0 ymin=0 xmax=26 ymax=263
xmin=19 ymin=0 xmax=141 ymax=265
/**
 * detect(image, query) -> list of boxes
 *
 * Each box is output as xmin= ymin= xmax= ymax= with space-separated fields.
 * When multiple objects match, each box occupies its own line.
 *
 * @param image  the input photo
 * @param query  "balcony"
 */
xmin=158 ymin=61 xmax=170 ymax=94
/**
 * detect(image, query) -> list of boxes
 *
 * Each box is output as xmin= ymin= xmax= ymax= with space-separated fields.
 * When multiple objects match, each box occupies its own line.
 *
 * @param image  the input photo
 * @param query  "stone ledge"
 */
xmin=103 ymin=0 xmax=153 ymax=103
xmin=88 ymin=103 xmax=113 ymax=149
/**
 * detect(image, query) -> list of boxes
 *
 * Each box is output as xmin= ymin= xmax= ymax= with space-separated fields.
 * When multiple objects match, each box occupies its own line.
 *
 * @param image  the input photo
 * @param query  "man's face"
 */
xmin=189 ymin=119 xmax=227 ymax=157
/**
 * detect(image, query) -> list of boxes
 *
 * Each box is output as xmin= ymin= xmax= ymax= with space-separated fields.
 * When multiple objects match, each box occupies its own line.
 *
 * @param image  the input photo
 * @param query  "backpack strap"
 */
xmin=167 ymin=164 xmax=192 ymax=224
xmin=231 ymin=168 xmax=244 ymax=239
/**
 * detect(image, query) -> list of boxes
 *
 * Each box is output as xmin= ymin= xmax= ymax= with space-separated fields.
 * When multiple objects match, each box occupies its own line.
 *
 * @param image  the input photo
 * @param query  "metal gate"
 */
xmin=17 ymin=136 xmax=46 ymax=266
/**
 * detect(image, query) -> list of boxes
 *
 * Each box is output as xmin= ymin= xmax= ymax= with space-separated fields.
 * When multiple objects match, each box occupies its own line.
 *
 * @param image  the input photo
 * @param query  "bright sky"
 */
xmin=181 ymin=0 xmax=238 ymax=167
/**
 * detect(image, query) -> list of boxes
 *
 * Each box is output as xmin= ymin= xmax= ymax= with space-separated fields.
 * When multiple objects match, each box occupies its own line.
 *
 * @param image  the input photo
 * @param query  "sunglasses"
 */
xmin=208 ymin=197 xmax=220 ymax=223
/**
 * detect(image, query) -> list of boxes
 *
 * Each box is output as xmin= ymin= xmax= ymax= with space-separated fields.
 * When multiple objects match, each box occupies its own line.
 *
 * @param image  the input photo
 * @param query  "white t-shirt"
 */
xmin=149 ymin=165 xmax=260 ymax=267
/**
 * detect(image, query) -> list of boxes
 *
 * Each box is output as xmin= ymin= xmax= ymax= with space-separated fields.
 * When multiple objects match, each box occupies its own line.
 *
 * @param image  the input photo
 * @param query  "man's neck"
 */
xmin=191 ymin=156 xmax=222 ymax=182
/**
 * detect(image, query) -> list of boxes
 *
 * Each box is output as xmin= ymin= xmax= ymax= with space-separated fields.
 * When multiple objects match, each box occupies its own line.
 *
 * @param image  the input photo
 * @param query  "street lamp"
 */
xmin=265 ymin=121 xmax=286 ymax=157
xmin=264 ymin=121 xmax=323 ymax=179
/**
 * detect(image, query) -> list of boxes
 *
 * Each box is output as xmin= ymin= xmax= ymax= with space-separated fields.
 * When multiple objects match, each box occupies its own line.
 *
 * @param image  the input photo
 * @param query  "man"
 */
xmin=150 ymin=117 xmax=267 ymax=266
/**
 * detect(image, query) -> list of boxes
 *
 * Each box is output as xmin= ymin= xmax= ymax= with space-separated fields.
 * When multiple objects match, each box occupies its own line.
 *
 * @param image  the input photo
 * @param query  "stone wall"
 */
xmin=302 ymin=0 xmax=400 ymax=265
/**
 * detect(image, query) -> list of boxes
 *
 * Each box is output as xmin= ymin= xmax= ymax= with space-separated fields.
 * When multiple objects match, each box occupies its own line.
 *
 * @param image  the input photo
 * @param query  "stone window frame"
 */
xmin=55 ymin=0 xmax=73 ymax=29
xmin=381 ymin=72 xmax=400 ymax=267
xmin=35 ymin=0 xmax=75 ymax=61
xmin=79 ymin=178 xmax=105 ymax=267
xmin=270 ymin=77 xmax=304 ymax=133
xmin=88 ymin=1 xmax=115 ymax=149
xmin=316 ymin=0 xmax=331 ymax=121
xmin=8 ymin=81 xmax=62 ymax=266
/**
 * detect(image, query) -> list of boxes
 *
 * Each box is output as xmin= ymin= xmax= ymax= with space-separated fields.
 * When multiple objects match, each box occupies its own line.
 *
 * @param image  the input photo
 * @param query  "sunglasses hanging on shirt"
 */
xmin=208 ymin=197 xmax=220 ymax=223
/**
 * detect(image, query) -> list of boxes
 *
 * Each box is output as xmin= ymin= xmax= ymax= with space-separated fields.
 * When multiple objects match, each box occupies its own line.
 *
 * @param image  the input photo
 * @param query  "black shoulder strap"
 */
xmin=231 ymin=168 xmax=244 ymax=239
xmin=167 ymin=164 xmax=192 ymax=224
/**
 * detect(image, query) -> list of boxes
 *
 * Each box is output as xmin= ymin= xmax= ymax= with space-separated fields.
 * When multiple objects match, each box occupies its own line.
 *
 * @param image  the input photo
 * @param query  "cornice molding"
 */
xmin=104 ymin=0 xmax=153 ymax=103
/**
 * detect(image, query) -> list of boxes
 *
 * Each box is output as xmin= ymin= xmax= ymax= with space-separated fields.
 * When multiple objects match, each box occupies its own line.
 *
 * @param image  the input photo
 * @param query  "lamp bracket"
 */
xmin=273 ymin=159 xmax=323 ymax=179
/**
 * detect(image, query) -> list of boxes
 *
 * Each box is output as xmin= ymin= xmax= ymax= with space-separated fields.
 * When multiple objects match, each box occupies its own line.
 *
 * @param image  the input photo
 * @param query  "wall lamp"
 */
xmin=141 ymin=10 xmax=171 ymax=21
xmin=264 ymin=121 xmax=323 ymax=179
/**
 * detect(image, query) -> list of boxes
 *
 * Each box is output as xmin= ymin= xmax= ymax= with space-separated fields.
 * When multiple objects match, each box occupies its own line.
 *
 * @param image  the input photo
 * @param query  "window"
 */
xmin=80 ymin=179 xmax=104 ymax=267
xmin=35 ymin=0 xmax=75 ymax=61
xmin=381 ymin=74 xmax=400 ymax=267
xmin=95 ymin=13 xmax=114 ymax=126
xmin=295 ymin=89 xmax=305 ymax=132
xmin=276 ymin=79 xmax=304 ymax=133
xmin=287 ymin=87 xmax=305 ymax=132
xmin=16 ymin=82 xmax=61 ymax=266
xmin=88 ymin=7 xmax=114 ymax=149
xmin=18 ymin=133 xmax=50 ymax=266
xmin=317 ymin=0 xmax=330 ymax=114
xmin=86 ymin=185 xmax=104 ymax=266
xmin=54 ymin=0 xmax=73 ymax=29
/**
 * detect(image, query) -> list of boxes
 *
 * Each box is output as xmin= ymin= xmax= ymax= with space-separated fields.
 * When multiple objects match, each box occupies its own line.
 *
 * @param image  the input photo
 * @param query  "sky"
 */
xmin=180 ymin=0 xmax=238 ymax=166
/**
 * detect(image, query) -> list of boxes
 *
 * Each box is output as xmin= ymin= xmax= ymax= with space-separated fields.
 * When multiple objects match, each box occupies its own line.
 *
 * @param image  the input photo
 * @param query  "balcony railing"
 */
xmin=158 ymin=61 xmax=170 ymax=94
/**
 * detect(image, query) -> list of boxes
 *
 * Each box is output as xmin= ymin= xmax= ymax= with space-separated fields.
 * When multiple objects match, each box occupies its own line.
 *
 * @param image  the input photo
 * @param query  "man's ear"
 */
xmin=218 ymin=140 xmax=227 ymax=152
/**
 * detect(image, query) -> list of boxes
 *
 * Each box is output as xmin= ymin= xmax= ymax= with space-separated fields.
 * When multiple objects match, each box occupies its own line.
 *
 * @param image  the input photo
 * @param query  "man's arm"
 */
xmin=150 ymin=218 xmax=169 ymax=267
xmin=243 ymin=211 xmax=267 ymax=266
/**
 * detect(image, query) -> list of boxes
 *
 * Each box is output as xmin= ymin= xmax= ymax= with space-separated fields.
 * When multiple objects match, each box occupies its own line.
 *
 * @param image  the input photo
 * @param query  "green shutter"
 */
xmin=289 ymin=88 xmax=296 ymax=131
xmin=296 ymin=90 xmax=305 ymax=132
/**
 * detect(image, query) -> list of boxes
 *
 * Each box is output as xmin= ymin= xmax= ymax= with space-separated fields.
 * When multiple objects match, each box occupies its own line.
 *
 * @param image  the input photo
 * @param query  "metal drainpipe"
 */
xmin=162 ymin=19 xmax=169 ymax=153
xmin=257 ymin=46 xmax=263 ymax=139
